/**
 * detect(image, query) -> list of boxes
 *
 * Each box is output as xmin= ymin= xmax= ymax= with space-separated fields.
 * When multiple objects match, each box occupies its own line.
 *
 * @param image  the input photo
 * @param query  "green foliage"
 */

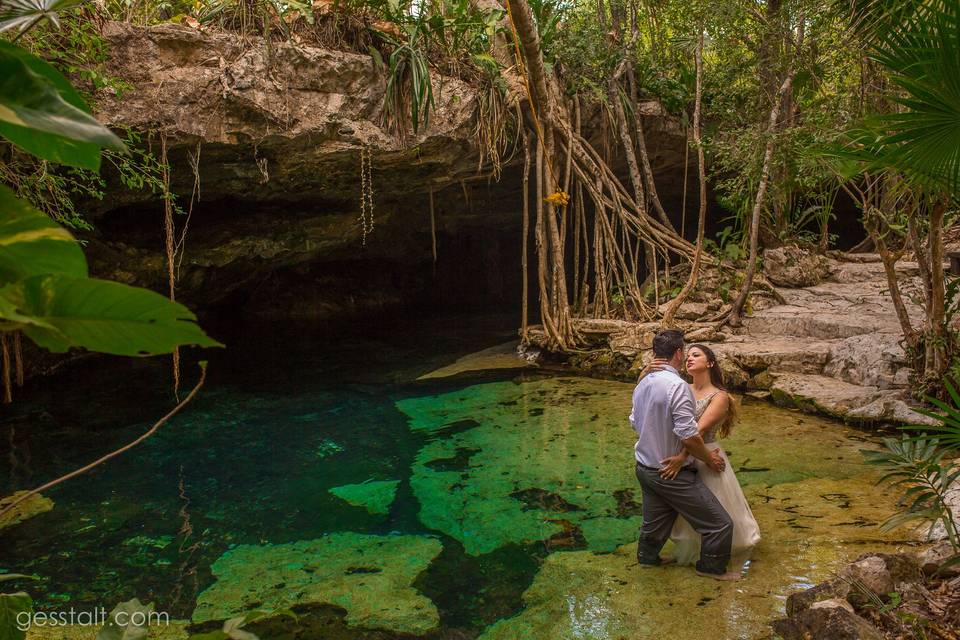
xmin=21 ymin=11 xmax=133 ymax=98
xmin=2 ymin=273 xmax=221 ymax=355
xmin=826 ymin=1 xmax=960 ymax=196
xmin=0 ymin=185 xmax=218 ymax=355
xmin=865 ymin=0 xmax=960 ymax=194
xmin=703 ymin=225 xmax=743 ymax=262
xmin=0 ymin=0 xmax=82 ymax=33
xmin=0 ymin=184 xmax=86 ymax=281
xmin=912 ymin=378 xmax=960 ymax=452
xmin=863 ymin=378 xmax=960 ymax=560
xmin=0 ymin=21 xmax=219 ymax=357
xmin=863 ymin=435 xmax=960 ymax=547
xmin=0 ymin=591 xmax=31 ymax=640
xmin=0 ymin=39 xmax=125 ymax=171
xmin=380 ymin=23 xmax=434 ymax=136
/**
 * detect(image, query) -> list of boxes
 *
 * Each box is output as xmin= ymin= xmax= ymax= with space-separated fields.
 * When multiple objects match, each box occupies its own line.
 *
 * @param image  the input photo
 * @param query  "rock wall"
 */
xmin=82 ymin=22 xmax=691 ymax=316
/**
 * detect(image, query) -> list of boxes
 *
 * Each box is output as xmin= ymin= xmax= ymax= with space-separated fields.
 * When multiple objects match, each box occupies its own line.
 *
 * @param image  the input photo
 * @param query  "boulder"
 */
xmin=840 ymin=553 xmax=923 ymax=602
xmin=824 ymin=334 xmax=909 ymax=389
xmin=810 ymin=598 xmax=855 ymax=614
xmin=926 ymin=479 xmax=960 ymax=542
xmin=608 ymin=323 xmax=658 ymax=357
xmin=764 ymin=244 xmax=830 ymax=287
xmin=917 ymin=541 xmax=960 ymax=578
xmin=716 ymin=354 xmax=750 ymax=388
xmin=683 ymin=325 xmax=726 ymax=343
xmin=771 ymin=604 xmax=884 ymax=640
xmin=786 ymin=578 xmax=852 ymax=617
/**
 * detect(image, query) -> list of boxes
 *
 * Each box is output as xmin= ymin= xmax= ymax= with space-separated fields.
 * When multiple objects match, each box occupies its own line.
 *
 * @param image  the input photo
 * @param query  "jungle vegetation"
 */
xmin=2 ymin=0 xmax=956 ymax=401
xmin=1 ymin=0 xmax=959 ymax=635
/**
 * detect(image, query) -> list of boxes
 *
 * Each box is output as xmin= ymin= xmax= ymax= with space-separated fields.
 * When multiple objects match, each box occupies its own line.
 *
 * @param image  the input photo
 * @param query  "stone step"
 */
xmin=768 ymin=372 xmax=936 ymax=426
xmin=826 ymin=259 xmax=923 ymax=284
xmin=710 ymin=336 xmax=833 ymax=374
xmin=743 ymin=304 xmax=902 ymax=340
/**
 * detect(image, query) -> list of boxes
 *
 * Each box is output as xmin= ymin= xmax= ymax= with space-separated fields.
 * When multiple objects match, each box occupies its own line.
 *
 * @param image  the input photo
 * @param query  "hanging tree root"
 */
xmin=0 ymin=364 xmax=207 ymax=522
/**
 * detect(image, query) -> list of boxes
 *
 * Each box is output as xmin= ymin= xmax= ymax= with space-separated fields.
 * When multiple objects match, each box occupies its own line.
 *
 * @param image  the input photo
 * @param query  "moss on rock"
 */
xmin=397 ymin=378 xmax=647 ymax=555
xmin=193 ymin=533 xmax=443 ymax=635
xmin=328 ymin=480 xmax=400 ymax=515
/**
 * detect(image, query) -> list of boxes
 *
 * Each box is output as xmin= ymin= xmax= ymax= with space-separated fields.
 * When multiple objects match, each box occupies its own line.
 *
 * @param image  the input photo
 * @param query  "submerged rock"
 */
xmin=26 ymin=620 xmax=190 ymax=639
xmin=771 ymin=605 xmax=884 ymax=640
xmin=478 ymin=472 xmax=909 ymax=639
xmin=328 ymin=479 xmax=400 ymax=515
xmin=192 ymin=533 xmax=443 ymax=634
xmin=397 ymin=378 xmax=645 ymax=555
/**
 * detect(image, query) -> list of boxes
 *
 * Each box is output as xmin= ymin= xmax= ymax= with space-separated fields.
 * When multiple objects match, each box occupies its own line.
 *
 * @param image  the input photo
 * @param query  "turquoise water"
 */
xmin=0 ymin=315 xmax=912 ymax=639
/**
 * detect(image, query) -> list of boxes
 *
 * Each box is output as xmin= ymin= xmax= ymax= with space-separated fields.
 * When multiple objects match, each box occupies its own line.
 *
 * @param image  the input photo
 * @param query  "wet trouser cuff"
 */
xmin=695 ymin=554 xmax=730 ymax=575
xmin=637 ymin=541 xmax=666 ymax=565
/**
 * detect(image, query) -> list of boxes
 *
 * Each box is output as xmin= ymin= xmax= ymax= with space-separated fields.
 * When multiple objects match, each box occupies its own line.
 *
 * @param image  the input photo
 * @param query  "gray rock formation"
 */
xmin=94 ymin=21 xmax=479 ymax=208
xmin=531 ymin=255 xmax=937 ymax=425
xmin=772 ymin=549 xmax=952 ymax=640
xmin=763 ymin=243 xmax=830 ymax=287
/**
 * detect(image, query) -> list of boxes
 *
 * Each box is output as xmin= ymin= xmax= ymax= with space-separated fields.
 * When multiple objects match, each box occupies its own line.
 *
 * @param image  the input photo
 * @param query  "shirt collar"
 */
xmin=659 ymin=364 xmax=680 ymax=375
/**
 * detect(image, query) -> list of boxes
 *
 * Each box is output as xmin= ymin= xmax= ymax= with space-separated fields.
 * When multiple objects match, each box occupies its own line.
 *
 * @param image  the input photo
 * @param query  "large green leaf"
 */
xmin=0 ymin=184 xmax=87 ymax=284
xmin=0 ymin=592 xmax=31 ymax=640
xmin=96 ymin=599 xmax=152 ymax=640
xmin=0 ymin=40 xmax=125 ymax=170
xmin=0 ymin=275 xmax=223 ymax=356
xmin=0 ymin=0 xmax=84 ymax=33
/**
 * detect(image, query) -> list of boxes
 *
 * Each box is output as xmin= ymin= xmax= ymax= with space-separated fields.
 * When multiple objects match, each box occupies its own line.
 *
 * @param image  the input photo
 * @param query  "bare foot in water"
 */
xmin=638 ymin=556 xmax=676 ymax=567
xmin=695 ymin=570 xmax=742 ymax=581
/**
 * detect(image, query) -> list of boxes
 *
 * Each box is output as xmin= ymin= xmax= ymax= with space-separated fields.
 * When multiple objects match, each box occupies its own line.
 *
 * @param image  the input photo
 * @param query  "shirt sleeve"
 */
xmin=669 ymin=381 xmax=700 ymax=440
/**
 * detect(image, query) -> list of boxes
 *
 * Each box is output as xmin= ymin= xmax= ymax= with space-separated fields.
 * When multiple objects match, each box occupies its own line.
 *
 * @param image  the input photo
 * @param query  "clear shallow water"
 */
xmin=0 ymin=315 xmax=914 ymax=639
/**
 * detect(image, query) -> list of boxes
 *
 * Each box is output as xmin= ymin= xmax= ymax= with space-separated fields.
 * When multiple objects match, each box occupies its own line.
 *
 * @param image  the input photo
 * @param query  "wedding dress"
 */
xmin=670 ymin=392 xmax=761 ymax=569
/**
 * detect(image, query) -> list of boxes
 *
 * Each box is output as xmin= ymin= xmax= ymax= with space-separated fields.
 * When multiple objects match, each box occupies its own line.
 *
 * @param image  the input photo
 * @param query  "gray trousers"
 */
xmin=635 ymin=462 xmax=733 ymax=575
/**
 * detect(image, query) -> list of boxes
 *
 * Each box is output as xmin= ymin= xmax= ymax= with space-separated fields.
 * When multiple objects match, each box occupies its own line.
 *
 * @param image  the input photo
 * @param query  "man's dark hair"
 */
xmin=652 ymin=329 xmax=685 ymax=359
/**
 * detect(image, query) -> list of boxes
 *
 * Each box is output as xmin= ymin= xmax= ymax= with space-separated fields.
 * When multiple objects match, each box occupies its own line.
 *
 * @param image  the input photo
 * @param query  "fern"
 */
xmin=863 ymin=435 xmax=960 ymax=550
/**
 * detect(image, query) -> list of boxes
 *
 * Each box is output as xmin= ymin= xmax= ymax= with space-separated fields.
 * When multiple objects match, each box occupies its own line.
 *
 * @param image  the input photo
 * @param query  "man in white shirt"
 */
xmin=631 ymin=330 xmax=738 ymax=580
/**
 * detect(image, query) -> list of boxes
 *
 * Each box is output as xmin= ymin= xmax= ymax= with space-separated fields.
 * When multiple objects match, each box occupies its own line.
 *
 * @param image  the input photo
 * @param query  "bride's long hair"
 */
xmin=688 ymin=343 xmax=738 ymax=439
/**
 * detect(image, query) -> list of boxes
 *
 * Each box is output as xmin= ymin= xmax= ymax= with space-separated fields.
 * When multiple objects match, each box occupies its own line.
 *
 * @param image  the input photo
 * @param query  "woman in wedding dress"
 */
xmin=647 ymin=344 xmax=761 ymax=571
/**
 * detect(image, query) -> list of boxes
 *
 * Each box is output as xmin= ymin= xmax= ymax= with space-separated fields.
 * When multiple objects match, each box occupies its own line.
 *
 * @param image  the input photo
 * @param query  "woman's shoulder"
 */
xmin=704 ymin=388 xmax=730 ymax=406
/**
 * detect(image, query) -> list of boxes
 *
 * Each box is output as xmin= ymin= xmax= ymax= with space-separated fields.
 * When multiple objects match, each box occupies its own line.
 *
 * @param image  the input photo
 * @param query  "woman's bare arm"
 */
xmin=695 ymin=392 xmax=730 ymax=437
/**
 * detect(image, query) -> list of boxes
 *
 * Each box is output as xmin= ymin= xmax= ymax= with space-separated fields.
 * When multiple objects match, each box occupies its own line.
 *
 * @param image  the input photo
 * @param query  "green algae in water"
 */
xmin=121 ymin=535 xmax=174 ymax=550
xmin=192 ymin=532 xmax=443 ymax=635
xmin=397 ymin=378 xmax=895 ymax=557
xmin=398 ymin=378 xmax=648 ymax=556
xmin=328 ymin=479 xmax=400 ymax=514
xmin=479 ymin=474 xmax=909 ymax=640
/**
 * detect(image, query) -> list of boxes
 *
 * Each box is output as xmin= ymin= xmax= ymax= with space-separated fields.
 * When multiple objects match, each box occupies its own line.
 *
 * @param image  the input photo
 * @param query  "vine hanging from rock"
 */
xmin=359 ymin=143 xmax=375 ymax=245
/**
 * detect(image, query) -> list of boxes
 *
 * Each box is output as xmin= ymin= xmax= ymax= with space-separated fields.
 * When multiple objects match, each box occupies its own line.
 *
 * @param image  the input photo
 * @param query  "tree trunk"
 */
xmin=634 ymin=112 xmax=674 ymax=231
xmin=609 ymin=78 xmax=646 ymax=206
xmin=506 ymin=0 xmax=574 ymax=349
xmin=727 ymin=68 xmax=796 ymax=327
xmin=521 ymin=132 xmax=531 ymax=340
xmin=662 ymin=30 xmax=707 ymax=327
xmin=925 ymin=198 xmax=948 ymax=377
